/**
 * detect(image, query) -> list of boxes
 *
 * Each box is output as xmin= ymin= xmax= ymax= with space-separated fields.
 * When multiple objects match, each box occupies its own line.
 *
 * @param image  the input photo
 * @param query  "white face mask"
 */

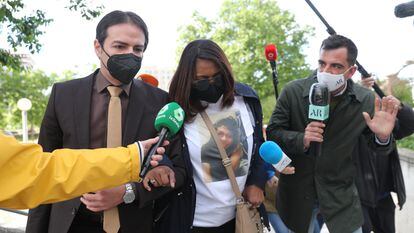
xmin=316 ymin=68 xmax=351 ymax=93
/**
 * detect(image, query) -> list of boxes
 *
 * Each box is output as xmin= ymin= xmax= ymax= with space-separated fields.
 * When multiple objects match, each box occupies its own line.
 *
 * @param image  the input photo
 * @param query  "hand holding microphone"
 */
xmin=303 ymin=122 xmax=325 ymax=149
xmin=140 ymin=102 xmax=185 ymax=190
xmin=305 ymin=83 xmax=330 ymax=156
xmin=360 ymin=75 xmax=376 ymax=89
xmin=138 ymin=136 xmax=169 ymax=167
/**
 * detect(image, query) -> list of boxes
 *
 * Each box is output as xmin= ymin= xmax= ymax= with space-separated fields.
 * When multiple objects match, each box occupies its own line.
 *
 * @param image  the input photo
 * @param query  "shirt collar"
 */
xmin=96 ymin=71 xmax=132 ymax=96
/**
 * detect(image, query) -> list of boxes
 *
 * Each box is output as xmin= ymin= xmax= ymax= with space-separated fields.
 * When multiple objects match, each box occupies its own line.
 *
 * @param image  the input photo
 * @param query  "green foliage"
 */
xmin=66 ymin=0 xmax=104 ymax=20
xmin=375 ymin=75 xmax=413 ymax=106
xmin=398 ymin=135 xmax=414 ymax=150
xmin=0 ymin=49 xmax=21 ymax=70
xmin=177 ymin=12 xmax=214 ymax=57
xmin=0 ymin=0 xmax=103 ymax=70
xmin=391 ymin=78 xmax=413 ymax=106
xmin=261 ymin=94 xmax=276 ymax=125
xmin=177 ymin=0 xmax=314 ymax=100
xmin=0 ymin=68 xmax=72 ymax=129
xmin=1 ymin=1 xmax=51 ymax=70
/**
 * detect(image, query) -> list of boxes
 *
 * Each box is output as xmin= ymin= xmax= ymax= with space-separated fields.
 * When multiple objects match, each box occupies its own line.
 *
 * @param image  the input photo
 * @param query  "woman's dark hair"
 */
xmin=169 ymin=39 xmax=235 ymax=122
xmin=96 ymin=10 xmax=149 ymax=50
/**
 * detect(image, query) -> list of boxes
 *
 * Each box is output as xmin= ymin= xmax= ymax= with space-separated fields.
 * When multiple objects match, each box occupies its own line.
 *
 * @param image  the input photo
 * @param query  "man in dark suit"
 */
xmin=26 ymin=10 xmax=185 ymax=233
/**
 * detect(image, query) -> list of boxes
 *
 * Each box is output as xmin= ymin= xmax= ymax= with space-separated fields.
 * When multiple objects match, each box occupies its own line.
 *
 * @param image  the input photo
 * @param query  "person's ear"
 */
xmin=345 ymin=65 xmax=357 ymax=80
xmin=94 ymin=39 xmax=102 ymax=58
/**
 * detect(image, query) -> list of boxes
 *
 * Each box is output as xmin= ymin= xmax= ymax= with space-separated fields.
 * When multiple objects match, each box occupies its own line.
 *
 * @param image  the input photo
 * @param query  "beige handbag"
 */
xmin=200 ymin=111 xmax=264 ymax=233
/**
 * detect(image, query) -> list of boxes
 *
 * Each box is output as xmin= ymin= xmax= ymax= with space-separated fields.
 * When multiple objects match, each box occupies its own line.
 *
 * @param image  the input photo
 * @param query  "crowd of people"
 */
xmin=1 ymin=10 xmax=413 ymax=233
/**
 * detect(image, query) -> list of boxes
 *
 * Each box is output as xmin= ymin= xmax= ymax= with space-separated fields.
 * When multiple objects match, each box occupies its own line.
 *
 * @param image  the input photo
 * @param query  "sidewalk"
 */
xmin=0 ymin=209 xmax=26 ymax=233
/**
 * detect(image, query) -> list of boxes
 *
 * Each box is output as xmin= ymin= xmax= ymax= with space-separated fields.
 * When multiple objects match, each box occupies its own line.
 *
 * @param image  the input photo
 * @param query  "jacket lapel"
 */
xmin=123 ymin=80 xmax=145 ymax=145
xmin=73 ymin=73 xmax=95 ymax=149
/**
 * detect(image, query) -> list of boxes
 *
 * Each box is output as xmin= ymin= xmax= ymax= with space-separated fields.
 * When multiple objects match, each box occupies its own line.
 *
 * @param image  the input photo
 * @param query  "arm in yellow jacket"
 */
xmin=0 ymin=133 xmax=158 ymax=209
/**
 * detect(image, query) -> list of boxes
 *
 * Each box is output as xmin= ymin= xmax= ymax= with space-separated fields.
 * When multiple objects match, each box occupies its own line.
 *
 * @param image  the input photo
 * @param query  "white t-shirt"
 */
xmin=184 ymin=96 xmax=254 ymax=227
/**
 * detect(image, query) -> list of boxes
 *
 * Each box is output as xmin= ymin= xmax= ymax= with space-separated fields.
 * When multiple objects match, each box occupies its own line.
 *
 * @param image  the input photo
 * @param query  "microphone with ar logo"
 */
xmin=308 ymin=83 xmax=330 ymax=157
xmin=140 ymin=102 xmax=185 ymax=178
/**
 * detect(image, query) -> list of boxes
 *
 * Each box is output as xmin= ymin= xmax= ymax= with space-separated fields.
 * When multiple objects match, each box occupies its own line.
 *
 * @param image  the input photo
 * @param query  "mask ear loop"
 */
xmin=102 ymin=47 xmax=111 ymax=57
xmin=309 ymin=83 xmax=317 ymax=105
xmin=99 ymin=45 xmax=111 ymax=71
xmin=342 ymin=66 xmax=354 ymax=76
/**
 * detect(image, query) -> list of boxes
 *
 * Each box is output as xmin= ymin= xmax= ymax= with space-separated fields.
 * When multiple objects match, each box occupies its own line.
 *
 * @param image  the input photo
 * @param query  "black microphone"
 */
xmin=395 ymin=1 xmax=414 ymax=18
xmin=308 ymin=83 xmax=330 ymax=157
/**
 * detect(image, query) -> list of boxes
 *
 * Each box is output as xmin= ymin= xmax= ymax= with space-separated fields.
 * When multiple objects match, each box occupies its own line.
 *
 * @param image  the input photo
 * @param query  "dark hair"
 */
xmin=96 ymin=10 xmax=149 ymax=50
xmin=320 ymin=35 xmax=358 ymax=66
xmin=215 ymin=117 xmax=240 ymax=139
xmin=169 ymin=39 xmax=235 ymax=122
xmin=215 ymin=116 xmax=240 ymax=152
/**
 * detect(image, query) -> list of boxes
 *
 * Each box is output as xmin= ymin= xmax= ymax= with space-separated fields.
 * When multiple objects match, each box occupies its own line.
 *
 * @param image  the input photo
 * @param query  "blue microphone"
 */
xmin=259 ymin=141 xmax=291 ymax=172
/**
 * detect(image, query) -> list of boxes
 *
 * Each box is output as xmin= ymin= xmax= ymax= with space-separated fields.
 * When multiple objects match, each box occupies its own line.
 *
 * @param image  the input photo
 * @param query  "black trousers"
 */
xmin=362 ymin=194 xmax=396 ymax=233
xmin=192 ymin=219 xmax=235 ymax=233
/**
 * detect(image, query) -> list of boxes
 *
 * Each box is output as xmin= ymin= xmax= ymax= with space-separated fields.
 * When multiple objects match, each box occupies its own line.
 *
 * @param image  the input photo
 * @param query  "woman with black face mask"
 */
xmin=154 ymin=39 xmax=267 ymax=233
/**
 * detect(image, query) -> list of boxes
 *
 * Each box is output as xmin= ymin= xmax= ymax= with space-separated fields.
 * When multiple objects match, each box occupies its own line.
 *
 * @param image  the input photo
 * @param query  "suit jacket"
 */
xmin=26 ymin=70 xmax=185 ymax=233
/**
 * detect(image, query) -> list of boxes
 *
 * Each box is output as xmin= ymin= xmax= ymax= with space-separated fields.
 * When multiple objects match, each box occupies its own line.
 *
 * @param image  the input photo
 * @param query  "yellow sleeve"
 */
xmin=0 ymin=133 xmax=141 ymax=209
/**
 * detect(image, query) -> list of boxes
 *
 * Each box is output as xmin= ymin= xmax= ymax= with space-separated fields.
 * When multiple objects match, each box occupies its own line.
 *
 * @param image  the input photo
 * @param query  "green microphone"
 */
xmin=140 ymin=102 xmax=185 ymax=178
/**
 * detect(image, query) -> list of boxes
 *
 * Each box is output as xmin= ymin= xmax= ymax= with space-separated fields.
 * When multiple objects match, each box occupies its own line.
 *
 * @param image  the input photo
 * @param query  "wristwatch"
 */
xmin=123 ymin=183 xmax=135 ymax=204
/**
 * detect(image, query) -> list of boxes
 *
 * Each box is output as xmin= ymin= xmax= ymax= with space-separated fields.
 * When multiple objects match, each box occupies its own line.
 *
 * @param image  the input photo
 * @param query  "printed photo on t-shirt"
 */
xmin=200 ymin=111 xmax=249 ymax=182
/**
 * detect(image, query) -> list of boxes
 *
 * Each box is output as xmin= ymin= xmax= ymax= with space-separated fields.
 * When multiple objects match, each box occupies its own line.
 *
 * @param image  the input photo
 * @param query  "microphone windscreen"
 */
xmin=309 ymin=83 xmax=330 ymax=106
xmin=308 ymin=83 xmax=330 ymax=121
xmin=395 ymin=1 xmax=414 ymax=18
xmin=259 ymin=141 xmax=283 ymax=164
xmin=265 ymin=44 xmax=278 ymax=61
xmin=154 ymin=102 xmax=185 ymax=137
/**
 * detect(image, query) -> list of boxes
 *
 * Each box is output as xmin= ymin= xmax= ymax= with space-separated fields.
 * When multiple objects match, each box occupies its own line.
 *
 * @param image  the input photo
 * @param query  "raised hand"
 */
xmin=362 ymin=96 xmax=399 ymax=141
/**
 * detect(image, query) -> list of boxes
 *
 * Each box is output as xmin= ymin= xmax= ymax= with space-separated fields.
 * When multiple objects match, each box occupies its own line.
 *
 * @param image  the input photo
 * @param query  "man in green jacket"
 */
xmin=266 ymin=35 xmax=398 ymax=233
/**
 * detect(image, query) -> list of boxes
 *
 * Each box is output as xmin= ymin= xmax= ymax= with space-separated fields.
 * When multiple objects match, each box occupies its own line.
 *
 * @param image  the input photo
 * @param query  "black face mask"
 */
xmin=102 ymin=48 xmax=142 ymax=84
xmin=191 ymin=74 xmax=225 ymax=103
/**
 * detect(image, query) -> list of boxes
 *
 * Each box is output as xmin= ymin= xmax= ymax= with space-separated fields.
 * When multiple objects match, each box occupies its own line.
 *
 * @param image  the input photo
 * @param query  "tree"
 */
xmin=0 ymin=0 xmax=103 ymax=70
xmin=375 ymin=60 xmax=414 ymax=106
xmin=0 ymin=68 xmax=74 ymax=130
xmin=382 ymin=75 xmax=414 ymax=106
xmin=177 ymin=0 xmax=314 ymax=121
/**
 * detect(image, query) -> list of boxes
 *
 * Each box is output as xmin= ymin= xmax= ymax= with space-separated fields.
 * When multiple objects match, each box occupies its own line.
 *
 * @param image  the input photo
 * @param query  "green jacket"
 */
xmin=266 ymin=74 xmax=392 ymax=233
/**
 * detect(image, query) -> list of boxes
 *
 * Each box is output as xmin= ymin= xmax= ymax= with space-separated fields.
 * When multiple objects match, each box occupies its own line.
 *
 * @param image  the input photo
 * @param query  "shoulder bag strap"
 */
xmin=200 ymin=111 xmax=244 ymax=201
